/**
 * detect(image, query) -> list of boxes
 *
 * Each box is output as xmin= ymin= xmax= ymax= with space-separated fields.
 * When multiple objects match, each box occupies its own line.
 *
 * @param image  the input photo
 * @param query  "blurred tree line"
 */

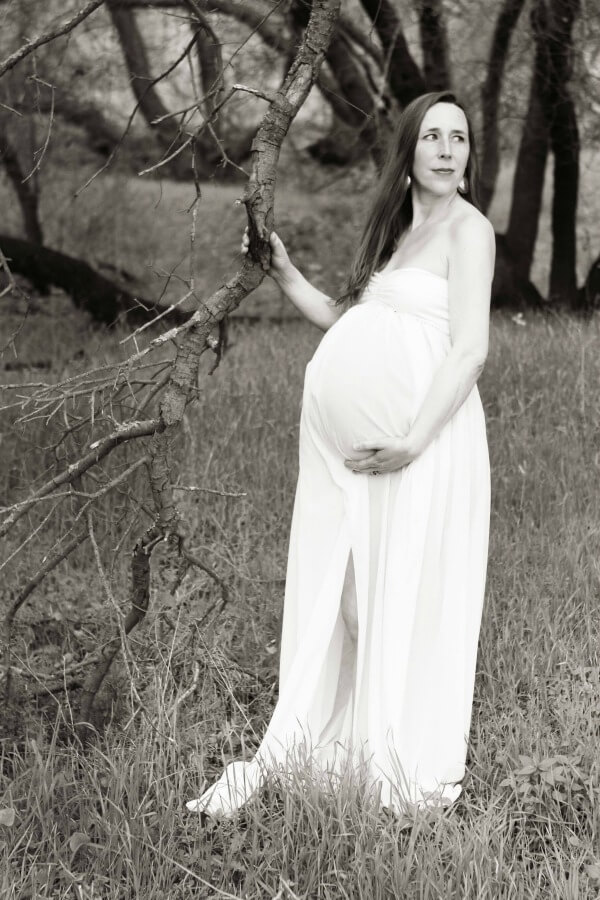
xmin=0 ymin=0 xmax=597 ymax=313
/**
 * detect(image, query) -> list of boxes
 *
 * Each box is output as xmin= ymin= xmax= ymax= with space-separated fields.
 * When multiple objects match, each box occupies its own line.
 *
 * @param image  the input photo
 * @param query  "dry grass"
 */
xmin=1 ymin=308 xmax=600 ymax=897
xmin=1 ymin=160 xmax=600 ymax=896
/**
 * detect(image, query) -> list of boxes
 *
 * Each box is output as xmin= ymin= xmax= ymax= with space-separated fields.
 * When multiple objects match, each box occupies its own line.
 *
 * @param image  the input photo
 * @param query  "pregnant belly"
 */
xmin=304 ymin=304 xmax=429 ymax=458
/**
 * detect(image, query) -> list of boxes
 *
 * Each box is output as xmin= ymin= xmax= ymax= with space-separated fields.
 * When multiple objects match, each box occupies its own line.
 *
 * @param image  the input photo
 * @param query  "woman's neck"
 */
xmin=410 ymin=189 xmax=458 ymax=231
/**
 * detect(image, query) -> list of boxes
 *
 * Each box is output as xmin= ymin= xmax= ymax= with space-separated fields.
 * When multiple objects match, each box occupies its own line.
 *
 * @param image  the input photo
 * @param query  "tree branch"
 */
xmin=0 ymin=419 xmax=161 ymax=539
xmin=0 ymin=0 xmax=107 ymax=80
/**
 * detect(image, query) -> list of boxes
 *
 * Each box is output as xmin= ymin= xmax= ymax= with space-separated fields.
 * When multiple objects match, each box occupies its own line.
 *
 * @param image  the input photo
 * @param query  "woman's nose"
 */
xmin=438 ymin=143 xmax=451 ymax=159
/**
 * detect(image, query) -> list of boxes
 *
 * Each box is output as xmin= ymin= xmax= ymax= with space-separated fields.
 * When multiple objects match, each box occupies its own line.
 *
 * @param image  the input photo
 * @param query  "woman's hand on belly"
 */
xmin=343 ymin=435 xmax=420 ymax=475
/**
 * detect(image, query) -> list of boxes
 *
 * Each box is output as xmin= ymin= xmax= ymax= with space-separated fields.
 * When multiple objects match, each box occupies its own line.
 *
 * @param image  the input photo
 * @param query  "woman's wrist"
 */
xmin=270 ymin=261 xmax=299 ymax=290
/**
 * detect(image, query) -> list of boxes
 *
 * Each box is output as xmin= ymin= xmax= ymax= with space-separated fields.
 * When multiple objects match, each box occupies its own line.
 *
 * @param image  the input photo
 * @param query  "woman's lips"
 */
xmin=432 ymin=168 xmax=455 ymax=174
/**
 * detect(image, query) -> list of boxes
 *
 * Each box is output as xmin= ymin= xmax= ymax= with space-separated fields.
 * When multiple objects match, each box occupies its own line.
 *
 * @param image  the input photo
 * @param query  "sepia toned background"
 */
xmin=1 ymin=1 xmax=599 ymax=896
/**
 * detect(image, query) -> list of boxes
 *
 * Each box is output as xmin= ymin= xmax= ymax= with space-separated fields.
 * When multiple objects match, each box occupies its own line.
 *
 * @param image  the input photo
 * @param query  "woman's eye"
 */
xmin=423 ymin=133 xmax=437 ymax=140
xmin=452 ymin=135 xmax=465 ymax=142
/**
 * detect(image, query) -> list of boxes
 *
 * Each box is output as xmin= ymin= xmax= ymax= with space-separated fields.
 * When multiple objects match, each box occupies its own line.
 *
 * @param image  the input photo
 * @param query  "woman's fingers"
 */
xmin=343 ymin=453 xmax=378 ymax=470
xmin=240 ymin=228 xmax=284 ymax=260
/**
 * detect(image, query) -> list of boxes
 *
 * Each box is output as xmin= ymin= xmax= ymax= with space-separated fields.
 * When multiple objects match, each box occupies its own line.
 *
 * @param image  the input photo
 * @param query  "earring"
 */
xmin=406 ymin=174 xmax=411 ymax=188
xmin=458 ymin=176 xmax=468 ymax=194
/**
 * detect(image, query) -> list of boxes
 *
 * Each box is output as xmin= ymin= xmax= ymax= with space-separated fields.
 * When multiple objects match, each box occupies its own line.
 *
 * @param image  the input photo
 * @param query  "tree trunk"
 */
xmin=548 ymin=95 xmax=579 ymax=306
xmin=107 ymin=0 xmax=199 ymax=179
xmin=416 ymin=0 xmax=451 ymax=91
xmin=0 ymin=132 xmax=44 ymax=245
xmin=358 ymin=0 xmax=426 ymax=105
xmin=190 ymin=5 xmax=255 ymax=175
xmin=0 ymin=234 xmax=188 ymax=326
xmin=578 ymin=253 xmax=600 ymax=312
xmin=480 ymin=0 xmax=527 ymax=211
xmin=543 ymin=0 xmax=580 ymax=307
xmin=505 ymin=0 xmax=580 ymax=304
xmin=290 ymin=1 xmax=384 ymax=166
xmin=190 ymin=7 xmax=223 ymax=118
xmin=504 ymin=1 xmax=551 ymax=284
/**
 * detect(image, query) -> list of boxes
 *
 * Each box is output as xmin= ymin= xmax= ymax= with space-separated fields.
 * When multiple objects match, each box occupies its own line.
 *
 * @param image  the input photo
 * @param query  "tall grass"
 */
xmin=2 ymin=307 xmax=600 ymax=898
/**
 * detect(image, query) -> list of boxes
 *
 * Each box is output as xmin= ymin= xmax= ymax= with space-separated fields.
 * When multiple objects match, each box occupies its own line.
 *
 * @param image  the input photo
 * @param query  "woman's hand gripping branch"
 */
xmin=241 ymin=227 xmax=343 ymax=332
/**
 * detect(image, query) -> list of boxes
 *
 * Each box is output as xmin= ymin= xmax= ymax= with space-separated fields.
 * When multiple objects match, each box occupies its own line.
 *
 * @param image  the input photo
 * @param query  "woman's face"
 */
xmin=411 ymin=102 xmax=470 ymax=197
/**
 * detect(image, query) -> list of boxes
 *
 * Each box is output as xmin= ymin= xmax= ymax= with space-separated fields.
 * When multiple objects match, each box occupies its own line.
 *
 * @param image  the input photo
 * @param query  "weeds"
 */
xmin=2 ymin=161 xmax=600 ymax=895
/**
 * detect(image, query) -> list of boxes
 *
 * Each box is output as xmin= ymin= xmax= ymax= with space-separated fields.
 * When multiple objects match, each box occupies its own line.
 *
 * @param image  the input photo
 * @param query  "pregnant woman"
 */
xmin=187 ymin=90 xmax=495 ymax=820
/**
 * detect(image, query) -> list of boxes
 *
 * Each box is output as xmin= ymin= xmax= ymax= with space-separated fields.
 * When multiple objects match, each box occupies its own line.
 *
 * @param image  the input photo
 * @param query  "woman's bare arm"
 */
xmin=243 ymin=230 xmax=343 ymax=331
xmin=404 ymin=213 xmax=495 ymax=455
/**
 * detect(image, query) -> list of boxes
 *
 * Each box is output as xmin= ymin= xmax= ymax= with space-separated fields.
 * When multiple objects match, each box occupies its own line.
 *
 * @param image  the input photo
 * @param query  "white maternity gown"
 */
xmin=187 ymin=266 xmax=490 ymax=818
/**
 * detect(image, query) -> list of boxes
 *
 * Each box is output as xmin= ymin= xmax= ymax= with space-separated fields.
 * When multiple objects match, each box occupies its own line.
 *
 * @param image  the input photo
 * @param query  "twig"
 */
xmin=119 ymin=290 xmax=194 ymax=343
xmin=0 ymin=245 xmax=16 ymax=298
xmin=173 ymin=484 xmax=246 ymax=498
xmin=22 ymin=76 xmax=55 ymax=182
xmin=75 ymin=31 xmax=199 ymax=195
xmin=166 ymin=659 xmax=200 ymax=718
xmin=6 ymin=528 xmax=89 ymax=630
xmin=0 ymin=502 xmax=59 ymax=574
xmin=183 ymin=547 xmax=230 ymax=625
xmin=87 ymin=512 xmax=120 ymax=614
xmin=0 ymin=419 xmax=161 ymax=539
xmin=0 ymin=0 xmax=106 ymax=79
xmin=137 ymin=133 xmax=194 ymax=177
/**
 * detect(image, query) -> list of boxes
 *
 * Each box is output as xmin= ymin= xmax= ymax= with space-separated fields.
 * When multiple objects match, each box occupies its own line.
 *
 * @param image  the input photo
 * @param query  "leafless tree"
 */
xmin=0 ymin=0 xmax=341 ymax=732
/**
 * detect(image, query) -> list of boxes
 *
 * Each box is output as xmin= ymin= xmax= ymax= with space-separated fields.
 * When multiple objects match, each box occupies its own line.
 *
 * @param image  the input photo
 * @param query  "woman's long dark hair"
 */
xmin=336 ymin=91 xmax=481 ymax=307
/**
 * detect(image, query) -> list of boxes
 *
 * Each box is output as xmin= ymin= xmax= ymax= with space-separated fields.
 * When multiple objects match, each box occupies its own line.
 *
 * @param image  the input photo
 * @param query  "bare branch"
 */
xmin=183 ymin=547 xmax=230 ymax=625
xmin=0 ymin=419 xmax=161 ymax=539
xmin=0 ymin=0 xmax=107 ymax=80
xmin=173 ymin=484 xmax=246 ymax=497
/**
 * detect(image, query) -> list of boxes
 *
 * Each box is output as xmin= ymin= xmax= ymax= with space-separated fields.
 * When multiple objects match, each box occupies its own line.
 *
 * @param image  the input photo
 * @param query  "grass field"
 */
xmin=1 ymin=161 xmax=600 ymax=897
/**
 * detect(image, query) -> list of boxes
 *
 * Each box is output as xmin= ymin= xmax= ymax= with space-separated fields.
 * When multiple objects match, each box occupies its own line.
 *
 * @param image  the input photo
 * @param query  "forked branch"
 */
xmin=0 ymin=0 xmax=107 ymax=79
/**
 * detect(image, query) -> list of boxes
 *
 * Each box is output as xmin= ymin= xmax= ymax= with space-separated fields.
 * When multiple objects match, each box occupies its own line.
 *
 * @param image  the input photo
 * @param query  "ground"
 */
xmin=1 ymin=148 xmax=600 ymax=897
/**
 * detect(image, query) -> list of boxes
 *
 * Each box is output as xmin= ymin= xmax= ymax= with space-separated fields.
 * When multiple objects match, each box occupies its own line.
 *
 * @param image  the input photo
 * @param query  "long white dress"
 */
xmin=187 ymin=266 xmax=490 ymax=818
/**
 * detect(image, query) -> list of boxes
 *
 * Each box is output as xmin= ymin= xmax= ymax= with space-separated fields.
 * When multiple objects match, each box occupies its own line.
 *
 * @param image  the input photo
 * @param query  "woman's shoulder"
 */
xmin=447 ymin=200 xmax=496 ymax=277
xmin=449 ymin=200 xmax=495 ymax=246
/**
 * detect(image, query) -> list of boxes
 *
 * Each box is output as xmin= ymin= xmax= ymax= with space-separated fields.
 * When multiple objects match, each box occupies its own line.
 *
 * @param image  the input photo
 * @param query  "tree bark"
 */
xmin=480 ymin=0 xmax=527 ymax=211
xmin=416 ymin=0 xmax=451 ymax=91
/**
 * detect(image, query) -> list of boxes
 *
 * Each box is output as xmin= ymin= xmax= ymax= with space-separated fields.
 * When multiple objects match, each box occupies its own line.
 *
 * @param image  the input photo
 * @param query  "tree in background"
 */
xmin=0 ymin=0 xmax=341 ymax=731
xmin=0 ymin=0 xmax=593 ymax=313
